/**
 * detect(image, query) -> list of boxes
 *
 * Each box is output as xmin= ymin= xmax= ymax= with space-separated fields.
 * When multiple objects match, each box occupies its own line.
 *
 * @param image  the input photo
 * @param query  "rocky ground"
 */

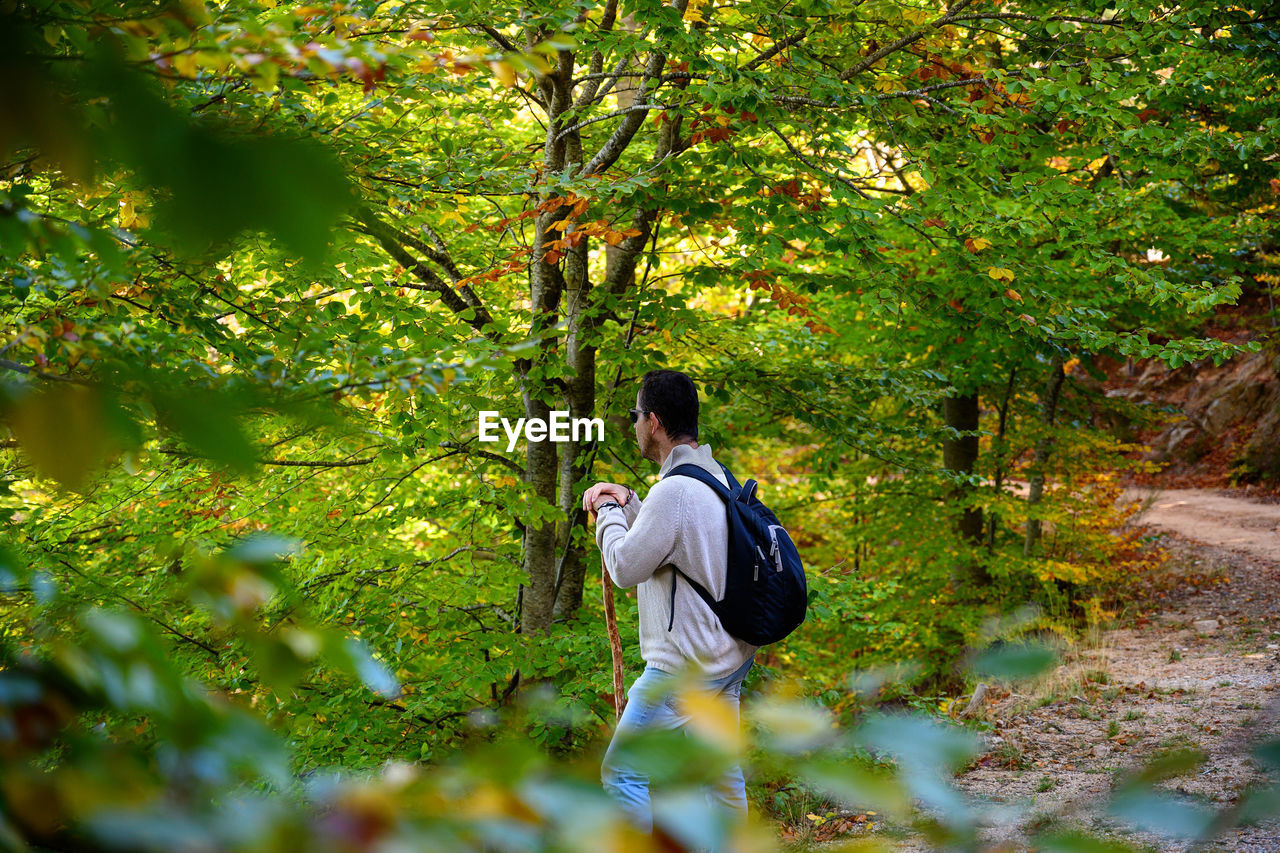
xmin=800 ymin=488 xmax=1280 ymax=851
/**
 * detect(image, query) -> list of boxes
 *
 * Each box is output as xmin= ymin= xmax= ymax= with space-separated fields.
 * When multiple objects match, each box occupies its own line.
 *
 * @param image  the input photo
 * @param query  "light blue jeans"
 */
xmin=601 ymin=655 xmax=754 ymax=839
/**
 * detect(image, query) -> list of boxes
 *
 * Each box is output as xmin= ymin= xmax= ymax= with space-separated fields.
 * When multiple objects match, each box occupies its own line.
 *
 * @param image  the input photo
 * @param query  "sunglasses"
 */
xmin=628 ymin=407 xmax=647 ymax=423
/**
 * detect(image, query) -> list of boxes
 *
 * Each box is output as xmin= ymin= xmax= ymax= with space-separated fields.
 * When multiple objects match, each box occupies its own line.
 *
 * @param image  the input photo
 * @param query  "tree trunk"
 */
xmin=1024 ymin=354 xmax=1066 ymax=557
xmin=520 ymin=12 xmax=674 ymax=625
xmin=986 ymin=366 xmax=1017 ymax=552
xmin=943 ymin=393 xmax=984 ymax=544
xmin=552 ymin=215 xmax=595 ymax=619
xmin=943 ymin=392 xmax=987 ymax=586
xmin=519 ymin=70 xmax=568 ymax=634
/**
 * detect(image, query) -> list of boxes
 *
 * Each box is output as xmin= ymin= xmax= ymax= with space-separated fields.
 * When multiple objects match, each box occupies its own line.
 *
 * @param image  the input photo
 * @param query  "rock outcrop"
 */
xmin=1093 ymin=348 xmax=1280 ymax=487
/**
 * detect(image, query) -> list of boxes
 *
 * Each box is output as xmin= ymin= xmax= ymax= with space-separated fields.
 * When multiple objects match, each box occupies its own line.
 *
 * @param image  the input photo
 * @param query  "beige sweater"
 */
xmin=595 ymin=443 xmax=758 ymax=678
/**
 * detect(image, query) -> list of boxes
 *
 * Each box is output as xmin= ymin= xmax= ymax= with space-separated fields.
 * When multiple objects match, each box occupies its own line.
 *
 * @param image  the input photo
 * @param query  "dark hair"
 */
xmin=639 ymin=369 xmax=699 ymax=441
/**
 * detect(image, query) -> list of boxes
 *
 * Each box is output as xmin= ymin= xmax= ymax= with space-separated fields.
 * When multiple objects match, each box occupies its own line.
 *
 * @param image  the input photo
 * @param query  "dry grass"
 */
xmin=973 ymin=625 xmax=1118 ymax=721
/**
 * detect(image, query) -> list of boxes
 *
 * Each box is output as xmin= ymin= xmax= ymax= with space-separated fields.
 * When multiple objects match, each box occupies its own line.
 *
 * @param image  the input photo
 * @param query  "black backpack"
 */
xmin=661 ymin=461 xmax=807 ymax=646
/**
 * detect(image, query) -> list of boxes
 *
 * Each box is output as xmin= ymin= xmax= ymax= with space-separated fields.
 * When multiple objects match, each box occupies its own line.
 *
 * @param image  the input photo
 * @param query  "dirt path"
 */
xmin=837 ymin=490 xmax=1280 ymax=851
xmin=1120 ymin=488 xmax=1280 ymax=563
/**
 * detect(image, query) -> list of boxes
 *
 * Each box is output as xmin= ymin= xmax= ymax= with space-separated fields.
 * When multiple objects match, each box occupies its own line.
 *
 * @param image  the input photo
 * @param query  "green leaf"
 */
xmin=1106 ymin=788 xmax=1214 ymax=839
xmin=155 ymin=389 xmax=258 ymax=474
xmin=854 ymin=712 xmax=980 ymax=774
xmin=971 ymin=641 xmax=1058 ymax=681
xmin=227 ymin=534 xmax=303 ymax=565
xmin=0 ymin=544 xmax=28 ymax=595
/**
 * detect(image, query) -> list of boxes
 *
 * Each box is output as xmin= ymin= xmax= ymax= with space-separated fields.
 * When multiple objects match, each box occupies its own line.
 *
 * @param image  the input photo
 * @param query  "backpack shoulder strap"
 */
xmin=663 ymin=463 xmax=736 ymax=501
xmin=717 ymin=462 xmax=743 ymax=493
xmin=661 ymin=463 xmax=736 ymax=631
xmin=668 ymin=566 xmax=720 ymax=631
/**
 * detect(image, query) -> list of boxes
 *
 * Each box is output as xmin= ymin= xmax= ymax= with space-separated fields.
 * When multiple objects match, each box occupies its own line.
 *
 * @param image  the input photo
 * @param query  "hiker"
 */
xmin=583 ymin=368 xmax=758 ymax=837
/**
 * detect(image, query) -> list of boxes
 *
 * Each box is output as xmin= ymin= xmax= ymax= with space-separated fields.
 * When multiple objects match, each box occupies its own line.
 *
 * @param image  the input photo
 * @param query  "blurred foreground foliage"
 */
xmin=3 ymin=548 xmax=1280 ymax=851
xmin=2 ymin=0 xmax=1280 ymax=847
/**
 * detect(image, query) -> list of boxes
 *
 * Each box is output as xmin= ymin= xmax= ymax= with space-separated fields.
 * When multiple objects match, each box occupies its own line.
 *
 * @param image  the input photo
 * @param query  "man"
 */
xmin=582 ymin=368 xmax=758 ymax=837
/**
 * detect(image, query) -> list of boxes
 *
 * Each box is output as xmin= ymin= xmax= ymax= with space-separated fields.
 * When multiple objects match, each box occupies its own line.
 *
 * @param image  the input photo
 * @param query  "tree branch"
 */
xmin=260 ymin=457 xmax=376 ymax=467
xmin=765 ymin=120 xmax=873 ymax=201
xmin=579 ymin=0 xmax=691 ymax=177
xmin=555 ymin=102 xmax=671 ymax=142
xmin=571 ymin=0 xmax=621 ymax=106
xmin=0 ymin=358 xmax=79 ymax=382
xmin=353 ymin=448 xmax=465 ymax=517
xmin=438 ymin=440 xmax=525 ymax=474
xmin=948 ymin=12 xmax=1128 ymax=26
xmin=354 ymin=211 xmax=498 ymax=340
xmin=742 ymin=27 xmax=809 ymax=71
xmin=839 ymin=0 xmax=979 ymax=81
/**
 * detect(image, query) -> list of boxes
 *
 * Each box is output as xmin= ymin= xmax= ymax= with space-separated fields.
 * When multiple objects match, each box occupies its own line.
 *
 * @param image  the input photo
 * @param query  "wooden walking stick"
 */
xmin=553 ymin=503 xmax=627 ymax=722
xmin=602 ymin=565 xmax=626 ymax=721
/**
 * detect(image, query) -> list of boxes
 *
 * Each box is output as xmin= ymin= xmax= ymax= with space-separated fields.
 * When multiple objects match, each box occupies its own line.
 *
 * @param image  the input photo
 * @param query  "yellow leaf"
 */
xmin=250 ymin=61 xmax=279 ymax=93
xmin=332 ymin=14 xmax=361 ymax=34
xmin=119 ymin=198 xmax=138 ymax=229
xmin=1004 ymin=288 xmax=1022 ymax=302
xmin=965 ymin=237 xmax=991 ymax=253
xmin=489 ymin=60 xmax=516 ymax=88
xmin=463 ymin=783 xmax=540 ymax=823
xmin=986 ymin=266 xmax=1015 ymax=282
xmin=172 ymin=51 xmax=199 ymax=78
xmin=678 ymin=685 xmax=742 ymax=753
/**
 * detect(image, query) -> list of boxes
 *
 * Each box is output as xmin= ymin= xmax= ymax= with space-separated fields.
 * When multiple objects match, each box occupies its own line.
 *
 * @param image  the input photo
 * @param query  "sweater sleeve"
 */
xmin=623 ymin=489 xmax=641 ymax=526
xmin=595 ymin=481 xmax=681 ymax=589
